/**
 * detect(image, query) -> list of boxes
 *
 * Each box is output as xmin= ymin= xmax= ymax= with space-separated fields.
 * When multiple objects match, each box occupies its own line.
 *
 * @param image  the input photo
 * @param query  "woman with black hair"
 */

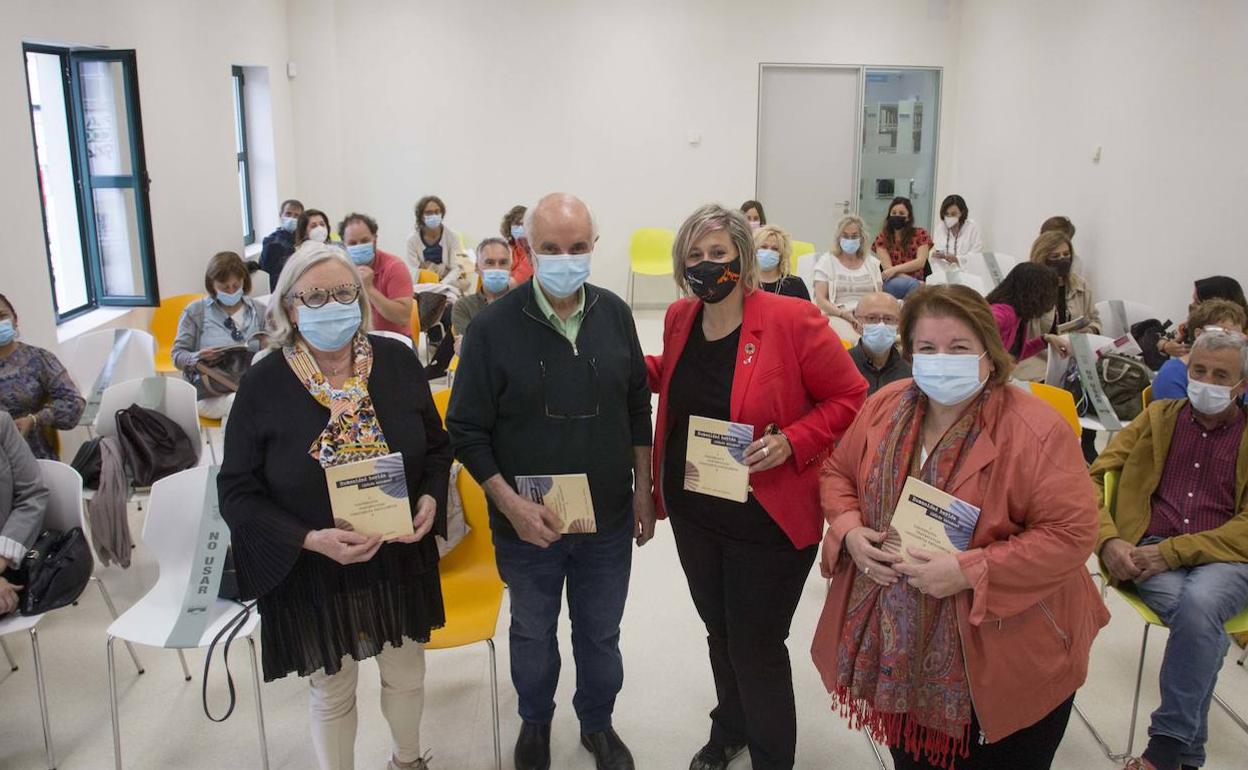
xmin=873 ymin=197 xmax=931 ymax=299
xmin=931 ymin=194 xmax=983 ymax=268
xmin=985 ymin=262 xmax=1068 ymax=362
xmin=1159 ymin=276 xmax=1248 ymax=359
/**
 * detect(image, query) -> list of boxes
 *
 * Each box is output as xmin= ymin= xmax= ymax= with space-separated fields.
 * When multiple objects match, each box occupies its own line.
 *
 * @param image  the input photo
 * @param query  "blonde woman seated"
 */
xmin=813 ymin=215 xmax=883 ymax=342
xmin=754 ymin=225 xmax=810 ymax=300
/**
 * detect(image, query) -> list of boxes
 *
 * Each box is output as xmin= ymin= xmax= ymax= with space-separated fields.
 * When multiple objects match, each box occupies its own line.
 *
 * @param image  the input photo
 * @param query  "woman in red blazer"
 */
xmin=646 ymin=204 xmax=867 ymax=770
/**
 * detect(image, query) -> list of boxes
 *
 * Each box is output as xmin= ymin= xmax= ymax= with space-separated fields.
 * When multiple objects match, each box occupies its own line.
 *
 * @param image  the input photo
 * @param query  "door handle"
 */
xmin=834 ymin=199 xmax=851 ymax=214
xmin=908 ymin=179 xmax=917 ymax=199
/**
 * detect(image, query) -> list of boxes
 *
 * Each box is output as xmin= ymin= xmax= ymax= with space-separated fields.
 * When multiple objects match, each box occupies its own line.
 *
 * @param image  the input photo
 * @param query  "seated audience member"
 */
xmin=172 ymin=252 xmax=268 ymax=419
xmin=754 ymin=224 xmax=810 ymax=300
xmin=1091 ymin=329 xmax=1248 ymax=770
xmin=813 ymin=284 xmax=1107 ymax=770
xmin=872 ymin=196 xmax=931 ymax=300
xmin=406 ymin=195 xmax=471 ymax=289
xmin=452 ymin=237 xmax=513 ymax=353
xmin=295 ymin=208 xmax=333 ymax=248
xmin=740 ymin=199 xmax=767 ymax=230
xmin=0 ymin=294 xmax=84 ymax=460
xmin=986 ymin=262 xmax=1069 ymax=362
xmin=1039 ymin=215 xmax=1076 ymax=240
xmin=260 ymin=198 xmax=304 ymax=286
xmin=930 ymin=194 xmax=983 ymax=269
xmin=501 ymin=205 xmax=534 ymax=286
xmin=847 ymin=292 xmax=910 ymax=395
xmin=1153 ymin=299 xmax=1247 ymax=400
xmin=0 ymin=411 xmax=48 ymax=616
xmin=1012 ymin=230 xmax=1102 ymax=383
xmin=339 ymin=213 xmax=415 ymax=338
xmin=813 ymin=214 xmax=884 ymax=342
xmin=1161 ymin=277 xmax=1248 ymax=360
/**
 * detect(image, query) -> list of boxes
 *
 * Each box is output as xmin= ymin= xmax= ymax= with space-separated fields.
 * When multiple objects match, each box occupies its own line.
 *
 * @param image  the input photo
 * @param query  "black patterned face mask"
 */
xmin=685 ymin=256 xmax=742 ymax=304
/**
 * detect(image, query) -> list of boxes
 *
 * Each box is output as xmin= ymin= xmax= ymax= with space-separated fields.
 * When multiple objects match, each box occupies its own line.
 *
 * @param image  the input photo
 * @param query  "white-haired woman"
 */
xmin=813 ymin=214 xmax=884 ymax=343
xmin=217 ymin=243 xmax=449 ymax=770
xmin=753 ymin=225 xmax=809 ymax=300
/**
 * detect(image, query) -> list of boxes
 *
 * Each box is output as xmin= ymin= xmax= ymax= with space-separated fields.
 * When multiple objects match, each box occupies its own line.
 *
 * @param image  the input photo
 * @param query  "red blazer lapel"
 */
xmin=730 ymin=290 xmax=766 ymax=424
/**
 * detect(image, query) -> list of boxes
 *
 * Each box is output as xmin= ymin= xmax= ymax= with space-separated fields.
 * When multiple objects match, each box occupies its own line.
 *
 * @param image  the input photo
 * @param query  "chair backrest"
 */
xmin=796 ymin=252 xmax=818 ymax=298
xmin=1142 ymin=384 xmax=1153 ymax=409
xmin=961 ymin=252 xmax=1018 ymax=289
xmin=417 ymin=269 xmax=440 ymax=284
xmin=433 ymin=387 xmax=451 ymax=425
xmin=1025 ymin=381 xmax=1083 ymax=438
xmin=1094 ymin=300 xmax=1161 ymax=338
xmin=140 ymin=465 xmax=216 ymax=610
xmin=151 ymin=293 xmax=204 ymax=372
xmin=249 ymin=270 xmax=271 ymax=297
xmin=94 ymin=376 xmax=202 ymax=463
xmin=438 ymin=467 xmax=501 ymax=578
xmin=410 ymin=299 xmax=422 ymax=338
xmin=925 ymin=267 xmax=988 ymax=295
xmin=60 ymin=328 xmax=157 ymax=398
xmin=628 ymin=228 xmax=676 ymax=276
xmin=1104 ymin=469 xmax=1119 ymax=513
xmin=35 ymin=460 xmax=86 ymax=533
xmin=789 ymin=240 xmax=816 ymax=273
xmin=372 ymin=330 xmax=413 ymax=349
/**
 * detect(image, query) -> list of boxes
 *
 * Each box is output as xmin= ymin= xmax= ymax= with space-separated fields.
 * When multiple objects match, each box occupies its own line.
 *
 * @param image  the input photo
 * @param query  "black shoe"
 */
xmin=689 ymin=741 xmax=747 ymax=770
xmin=514 ymin=721 xmax=551 ymax=770
xmin=580 ymin=728 xmax=635 ymax=770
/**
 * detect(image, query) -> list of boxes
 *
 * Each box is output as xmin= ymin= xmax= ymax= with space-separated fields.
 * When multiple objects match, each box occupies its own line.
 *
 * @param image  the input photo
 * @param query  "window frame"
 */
xmin=232 ymin=65 xmax=255 ymax=246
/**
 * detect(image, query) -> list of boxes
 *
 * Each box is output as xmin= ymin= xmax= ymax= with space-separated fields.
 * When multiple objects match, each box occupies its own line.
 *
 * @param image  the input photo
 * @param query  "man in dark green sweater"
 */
xmin=448 ymin=193 xmax=653 ymax=770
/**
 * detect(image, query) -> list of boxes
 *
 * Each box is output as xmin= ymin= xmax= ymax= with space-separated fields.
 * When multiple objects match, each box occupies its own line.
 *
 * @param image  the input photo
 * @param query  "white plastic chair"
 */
xmin=372 ymin=330 xmax=414 ymax=349
xmin=926 ymin=265 xmax=988 ymax=295
xmin=105 ymin=465 xmax=267 ymax=770
xmin=60 ymin=328 xmax=157 ymax=426
xmin=796 ymin=252 xmax=819 ymax=299
xmin=0 ymin=460 xmax=142 ymax=769
xmin=94 ymin=376 xmax=204 ymax=466
xmin=1095 ymin=300 xmax=1161 ymax=339
xmin=1043 ymin=333 xmax=1121 ymax=433
xmin=962 ymin=252 xmax=1018 ymax=289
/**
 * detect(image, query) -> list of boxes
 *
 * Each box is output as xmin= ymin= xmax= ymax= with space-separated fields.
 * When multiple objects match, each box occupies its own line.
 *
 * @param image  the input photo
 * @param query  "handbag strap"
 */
xmin=202 ymin=600 xmax=256 ymax=723
xmin=195 ymin=361 xmax=240 ymax=392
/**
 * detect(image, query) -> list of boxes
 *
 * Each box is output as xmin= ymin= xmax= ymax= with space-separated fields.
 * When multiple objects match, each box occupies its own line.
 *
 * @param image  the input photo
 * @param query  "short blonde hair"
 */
xmin=753 ymin=225 xmax=792 ymax=276
xmin=267 ymin=242 xmax=372 ymax=348
xmin=672 ymin=204 xmax=759 ymax=295
xmin=830 ymin=214 xmax=870 ymax=257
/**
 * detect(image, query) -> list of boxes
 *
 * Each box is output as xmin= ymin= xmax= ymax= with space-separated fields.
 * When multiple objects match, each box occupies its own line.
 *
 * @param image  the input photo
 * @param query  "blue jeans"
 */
xmin=1134 ymin=558 xmax=1248 ymax=767
xmin=492 ymin=522 xmax=633 ymax=733
xmin=883 ymin=274 xmax=921 ymax=299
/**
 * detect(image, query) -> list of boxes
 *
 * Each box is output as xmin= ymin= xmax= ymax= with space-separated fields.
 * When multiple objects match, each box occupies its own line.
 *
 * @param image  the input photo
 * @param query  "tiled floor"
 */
xmin=1 ymin=309 xmax=1245 ymax=769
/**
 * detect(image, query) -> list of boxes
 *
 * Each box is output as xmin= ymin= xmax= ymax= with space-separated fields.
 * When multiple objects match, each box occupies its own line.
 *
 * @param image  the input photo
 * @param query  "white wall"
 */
xmin=947 ymin=0 xmax=1248 ymax=322
xmin=2 ymin=0 xmax=297 ymax=350
xmin=287 ymin=0 xmax=964 ymax=297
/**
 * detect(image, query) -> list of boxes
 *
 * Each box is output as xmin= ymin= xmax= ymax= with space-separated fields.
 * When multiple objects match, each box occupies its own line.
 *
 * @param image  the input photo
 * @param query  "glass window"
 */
xmin=232 ymin=66 xmax=254 ymax=246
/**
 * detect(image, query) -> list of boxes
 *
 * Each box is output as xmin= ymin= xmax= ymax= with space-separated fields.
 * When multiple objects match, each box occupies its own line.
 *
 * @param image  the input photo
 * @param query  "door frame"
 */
xmin=755 ymin=63 xmax=944 ymax=220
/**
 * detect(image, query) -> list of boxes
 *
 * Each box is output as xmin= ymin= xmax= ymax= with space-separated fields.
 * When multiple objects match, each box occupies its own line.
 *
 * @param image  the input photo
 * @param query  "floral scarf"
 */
xmin=833 ymin=383 xmax=990 ymax=769
xmin=283 ymin=333 xmax=390 ymax=468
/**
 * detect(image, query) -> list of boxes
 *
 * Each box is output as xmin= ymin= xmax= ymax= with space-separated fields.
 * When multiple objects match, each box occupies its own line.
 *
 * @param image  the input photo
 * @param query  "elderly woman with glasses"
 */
xmin=217 ymin=242 xmax=450 ymax=770
xmin=172 ymin=251 xmax=269 ymax=419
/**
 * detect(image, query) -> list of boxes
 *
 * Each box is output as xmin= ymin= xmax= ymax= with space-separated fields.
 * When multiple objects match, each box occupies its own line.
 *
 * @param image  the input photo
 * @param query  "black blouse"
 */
xmin=761 ymin=275 xmax=811 ymax=301
xmin=218 ymin=335 xmax=451 ymax=679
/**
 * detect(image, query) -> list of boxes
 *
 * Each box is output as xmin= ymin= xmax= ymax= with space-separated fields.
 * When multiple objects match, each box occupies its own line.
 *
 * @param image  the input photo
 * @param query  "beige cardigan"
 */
xmin=406 ymin=226 xmax=476 ymax=295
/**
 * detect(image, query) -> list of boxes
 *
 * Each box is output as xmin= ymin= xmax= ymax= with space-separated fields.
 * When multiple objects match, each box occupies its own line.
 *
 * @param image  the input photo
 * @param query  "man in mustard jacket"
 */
xmin=1090 ymin=329 xmax=1248 ymax=770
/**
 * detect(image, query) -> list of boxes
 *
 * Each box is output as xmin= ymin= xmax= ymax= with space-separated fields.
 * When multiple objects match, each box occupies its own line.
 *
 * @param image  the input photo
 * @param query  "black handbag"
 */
xmin=115 ymin=404 xmax=197 ymax=488
xmin=13 ymin=529 xmax=94 ymax=615
xmin=190 ymin=348 xmax=252 ymax=399
xmin=70 ymin=437 xmax=104 ymax=489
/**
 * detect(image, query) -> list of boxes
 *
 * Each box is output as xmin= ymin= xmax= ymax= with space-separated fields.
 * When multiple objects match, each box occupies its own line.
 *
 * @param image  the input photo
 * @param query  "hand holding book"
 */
xmin=392 ymin=494 xmax=438 ymax=544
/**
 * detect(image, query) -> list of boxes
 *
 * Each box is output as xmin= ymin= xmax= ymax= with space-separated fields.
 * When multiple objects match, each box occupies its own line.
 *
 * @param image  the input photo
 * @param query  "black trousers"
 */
xmin=670 ymin=515 xmax=817 ymax=770
xmin=889 ymin=695 xmax=1075 ymax=770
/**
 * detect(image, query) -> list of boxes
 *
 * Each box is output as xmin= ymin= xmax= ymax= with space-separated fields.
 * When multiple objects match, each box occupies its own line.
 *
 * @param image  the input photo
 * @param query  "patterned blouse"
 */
xmin=0 ymin=343 xmax=86 ymax=460
xmin=873 ymin=226 xmax=934 ymax=280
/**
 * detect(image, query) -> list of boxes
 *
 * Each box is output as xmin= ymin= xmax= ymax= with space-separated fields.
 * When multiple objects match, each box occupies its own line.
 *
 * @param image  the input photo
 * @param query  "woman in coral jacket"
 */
xmin=812 ymin=284 xmax=1109 ymax=770
xmin=646 ymin=203 xmax=867 ymax=770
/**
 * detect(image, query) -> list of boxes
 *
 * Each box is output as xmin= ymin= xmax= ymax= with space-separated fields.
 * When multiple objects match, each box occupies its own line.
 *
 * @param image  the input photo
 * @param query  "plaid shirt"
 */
xmin=1147 ymin=403 xmax=1246 ymax=539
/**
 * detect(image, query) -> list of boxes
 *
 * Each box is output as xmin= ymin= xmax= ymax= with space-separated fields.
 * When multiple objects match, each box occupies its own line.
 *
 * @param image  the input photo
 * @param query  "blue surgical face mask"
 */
xmin=839 ymin=237 xmax=861 ymax=254
xmin=756 ymin=248 xmax=781 ymax=271
xmin=281 ymin=216 xmax=298 ymax=233
xmin=423 ymin=214 xmax=443 ymax=229
xmin=510 ymin=224 xmax=525 ymax=240
xmin=535 ymin=254 xmax=592 ymax=299
xmin=911 ymin=352 xmax=988 ymax=406
xmin=346 ymin=242 xmax=375 ymax=266
xmin=861 ymin=323 xmax=897 ymax=354
xmin=481 ymin=268 xmax=511 ymax=294
xmin=216 ymin=288 xmax=245 ymax=307
xmin=297 ymin=300 xmax=361 ymax=352
xmin=0 ymin=319 xmax=15 ymax=346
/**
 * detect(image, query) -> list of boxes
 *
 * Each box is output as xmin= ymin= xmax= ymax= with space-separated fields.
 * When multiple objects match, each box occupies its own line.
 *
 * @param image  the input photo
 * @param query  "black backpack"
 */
xmin=115 ymin=404 xmax=197 ymax=488
xmin=1130 ymin=318 xmax=1173 ymax=372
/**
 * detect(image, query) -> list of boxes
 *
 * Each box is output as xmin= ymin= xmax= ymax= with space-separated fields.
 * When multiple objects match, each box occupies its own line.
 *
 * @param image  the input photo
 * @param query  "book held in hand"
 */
xmin=684 ymin=415 xmax=753 ymax=503
xmin=324 ymin=453 xmax=414 ymax=541
xmin=884 ymin=476 xmax=981 ymax=563
xmin=515 ymin=473 xmax=597 ymax=534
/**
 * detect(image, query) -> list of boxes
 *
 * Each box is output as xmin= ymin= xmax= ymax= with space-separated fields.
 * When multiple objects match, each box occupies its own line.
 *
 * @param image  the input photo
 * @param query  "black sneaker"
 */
xmin=689 ymin=741 xmax=747 ymax=770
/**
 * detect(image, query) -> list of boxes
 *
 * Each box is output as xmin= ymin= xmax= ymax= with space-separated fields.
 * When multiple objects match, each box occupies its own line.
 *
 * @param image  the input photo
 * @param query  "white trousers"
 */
xmin=307 ymin=640 xmax=427 ymax=770
xmin=196 ymin=393 xmax=235 ymax=420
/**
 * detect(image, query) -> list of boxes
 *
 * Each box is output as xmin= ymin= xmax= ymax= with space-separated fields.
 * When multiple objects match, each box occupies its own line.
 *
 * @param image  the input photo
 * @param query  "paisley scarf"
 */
xmin=833 ymin=383 xmax=990 ymax=768
xmin=283 ymin=332 xmax=390 ymax=468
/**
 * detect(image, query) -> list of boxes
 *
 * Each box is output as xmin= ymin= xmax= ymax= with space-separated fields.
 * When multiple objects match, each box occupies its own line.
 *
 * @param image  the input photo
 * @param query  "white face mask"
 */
xmin=944 ymin=215 xmax=960 ymax=229
xmin=308 ymin=225 xmax=329 ymax=243
xmin=1188 ymin=378 xmax=1242 ymax=416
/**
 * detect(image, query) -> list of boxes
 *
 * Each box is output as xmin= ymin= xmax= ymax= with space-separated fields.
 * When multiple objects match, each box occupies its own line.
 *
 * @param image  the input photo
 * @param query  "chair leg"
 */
xmin=30 ymin=628 xmax=55 ymax=769
xmin=92 ymin=577 xmax=144 ymax=674
xmin=861 ymin=727 xmax=887 ymax=770
xmin=247 ymin=636 xmax=270 ymax=770
xmin=487 ymin=638 xmax=501 ymax=770
xmin=177 ymin=649 xmax=192 ymax=681
xmin=1125 ymin=624 xmax=1152 ymax=759
xmin=626 ymin=271 xmax=635 ymax=309
xmin=0 ymin=637 xmax=17 ymax=671
xmin=1239 ymin=644 xmax=1247 ymax=666
xmin=1212 ymin=691 xmax=1248 ymax=734
xmin=107 ymin=636 xmax=123 ymax=770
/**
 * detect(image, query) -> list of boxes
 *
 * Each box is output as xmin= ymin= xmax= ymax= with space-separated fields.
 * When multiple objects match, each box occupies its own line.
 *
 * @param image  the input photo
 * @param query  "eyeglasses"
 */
xmin=223 ymin=316 xmax=244 ymax=342
xmin=287 ymin=283 xmax=360 ymax=309
xmin=856 ymin=315 xmax=899 ymax=326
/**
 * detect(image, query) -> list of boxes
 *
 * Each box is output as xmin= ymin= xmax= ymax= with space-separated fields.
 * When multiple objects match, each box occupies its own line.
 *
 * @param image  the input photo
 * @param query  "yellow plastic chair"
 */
xmin=427 ymin=467 xmax=504 ymax=770
xmin=1073 ymin=470 xmax=1248 ymax=761
xmin=409 ymin=300 xmax=423 ymax=340
xmin=841 ymin=338 xmax=853 ymax=350
xmin=1027 ymin=382 xmax=1082 ymax=438
xmin=447 ymin=355 xmax=460 ymax=387
xmin=150 ymin=294 xmax=203 ymax=374
xmin=416 ymin=269 xmax=440 ymax=285
xmin=1141 ymin=385 xmax=1153 ymax=409
xmin=790 ymin=239 xmax=816 ymax=273
xmin=627 ymin=228 xmax=676 ymax=307
xmin=432 ymin=387 xmax=451 ymax=425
